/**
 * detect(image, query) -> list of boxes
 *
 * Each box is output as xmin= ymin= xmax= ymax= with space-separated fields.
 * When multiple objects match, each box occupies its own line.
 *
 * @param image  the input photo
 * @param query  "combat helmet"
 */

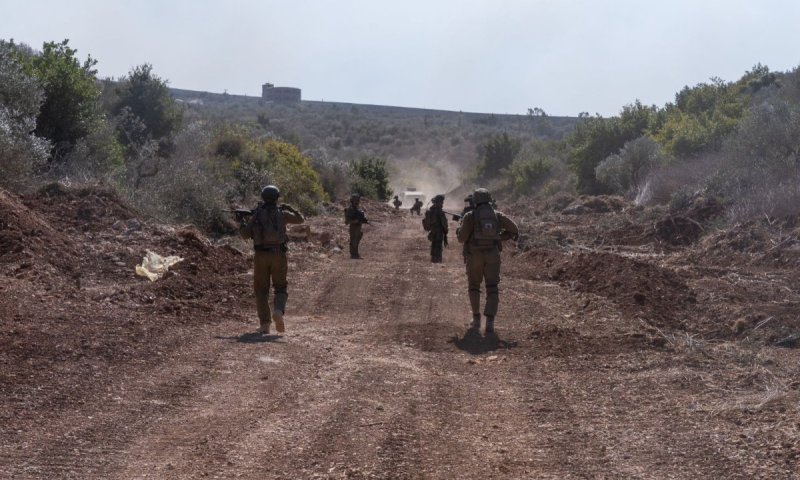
xmin=261 ymin=185 xmax=281 ymax=203
xmin=473 ymin=188 xmax=492 ymax=205
xmin=350 ymin=193 xmax=361 ymax=204
xmin=432 ymin=194 xmax=445 ymax=205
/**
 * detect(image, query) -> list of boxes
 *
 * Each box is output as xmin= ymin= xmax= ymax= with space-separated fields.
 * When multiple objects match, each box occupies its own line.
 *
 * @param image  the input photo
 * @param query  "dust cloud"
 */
xmin=389 ymin=156 xmax=465 ymax=209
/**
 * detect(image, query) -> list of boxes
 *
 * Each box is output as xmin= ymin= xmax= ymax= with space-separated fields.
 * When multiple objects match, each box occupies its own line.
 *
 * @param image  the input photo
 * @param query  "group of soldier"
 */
xmin=238 ymin=185 xmax=517 ymax=337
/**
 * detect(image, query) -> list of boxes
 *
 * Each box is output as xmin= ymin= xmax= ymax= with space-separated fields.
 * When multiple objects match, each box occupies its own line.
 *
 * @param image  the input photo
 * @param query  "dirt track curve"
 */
xmin=2 ymin=214 xmax=798 ymax=479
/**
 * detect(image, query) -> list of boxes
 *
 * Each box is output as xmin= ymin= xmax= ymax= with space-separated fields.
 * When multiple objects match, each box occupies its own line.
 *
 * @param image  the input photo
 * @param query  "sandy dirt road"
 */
xmin=2 ymin=214 xmax=798 ymax=479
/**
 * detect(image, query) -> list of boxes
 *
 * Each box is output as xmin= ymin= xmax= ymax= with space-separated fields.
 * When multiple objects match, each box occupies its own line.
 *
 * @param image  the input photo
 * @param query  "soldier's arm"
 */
xmin=283 ymin=210 xmax=305 ymax=224
xmin=440 ymin=211 xmax=449 ymax=234
xmin=497 ymin=212 xmax=519 ymax=241
xmin=457 ymin=212 xmax=473 ymax=244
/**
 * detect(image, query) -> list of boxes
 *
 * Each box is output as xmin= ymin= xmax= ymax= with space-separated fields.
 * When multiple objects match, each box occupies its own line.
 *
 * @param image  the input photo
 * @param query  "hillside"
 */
xmin=170 ymin=88 xmax=579 ymax=194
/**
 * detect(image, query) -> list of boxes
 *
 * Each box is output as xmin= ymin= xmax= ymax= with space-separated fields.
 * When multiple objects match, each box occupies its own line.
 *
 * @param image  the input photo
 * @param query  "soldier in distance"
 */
xmin=457 ymin=188 xmax=518 ymax=335
xmin=423 ymin=194 xmax=449 ymax=263
xmin=239 ymin=185 xmax=305 ymax=335
xmin=344 ymin=193 xmax=368 ymax=259
xmin=392 ymin=195 xmax=402 ymax=210
xmin=410 ymin=198 xmax=423 ymax=216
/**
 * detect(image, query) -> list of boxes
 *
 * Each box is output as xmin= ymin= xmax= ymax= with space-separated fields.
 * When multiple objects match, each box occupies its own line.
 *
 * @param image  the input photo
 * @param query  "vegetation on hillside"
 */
xmin=2 ymin=36 xmax=799 ymax=231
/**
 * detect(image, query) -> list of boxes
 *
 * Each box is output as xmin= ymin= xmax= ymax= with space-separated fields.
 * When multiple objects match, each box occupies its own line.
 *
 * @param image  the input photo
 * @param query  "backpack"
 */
xmin=422 ymin=209 xmax=434 ymax=231
xmin=471 ymin=204 xmax=500 ymax=247
xmin=253 ymin=204 xmax=286 ymax=246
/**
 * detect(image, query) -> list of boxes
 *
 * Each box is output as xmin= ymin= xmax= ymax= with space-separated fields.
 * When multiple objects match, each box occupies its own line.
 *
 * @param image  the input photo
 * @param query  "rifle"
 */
xmin=225 ymin=208 xmax=254 ymax=222
xmin=227 ymin=203 xmax=300 ymax=222
xmin=442 ymin=210 xmax=463 ymax=222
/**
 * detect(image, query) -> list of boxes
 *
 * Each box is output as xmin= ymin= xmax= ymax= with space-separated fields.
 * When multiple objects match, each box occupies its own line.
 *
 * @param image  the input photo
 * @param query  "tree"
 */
xmin=112 ymin=64 xmax=183 ymax=146
xmin=568 ymin=101 xmax=655 ymax=194
xmin=595 ymin=136 xmax=666 ymax=196
xmin=22 ymin=40 xmax=102 ymax=158
xmin=0 ymin=40 xmax=50 ymax=185
xmin=350 ymin=156 xmax=393 ymax=201
xmin=476 ymin=132 xmax=521 ymax=179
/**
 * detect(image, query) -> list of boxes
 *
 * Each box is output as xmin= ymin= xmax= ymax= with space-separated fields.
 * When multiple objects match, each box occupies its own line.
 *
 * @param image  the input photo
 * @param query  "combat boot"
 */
xmin=468 ymin=314 xmax=481 ymax=332
xmin=484 ymin=316 xmax=495 ymax=334
xmin=257 ymin=321 xmax=271 ymax=334
xmin=273 ymin=310 xmax=285 ymax=333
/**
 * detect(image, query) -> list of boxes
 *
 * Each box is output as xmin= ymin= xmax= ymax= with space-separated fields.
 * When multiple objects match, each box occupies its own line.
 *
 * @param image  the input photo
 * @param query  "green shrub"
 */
xmin=350 ymin=156 xmax=393 ymax=200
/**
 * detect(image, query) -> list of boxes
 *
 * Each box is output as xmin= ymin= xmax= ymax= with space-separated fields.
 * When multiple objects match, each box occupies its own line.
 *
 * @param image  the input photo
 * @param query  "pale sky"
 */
xmin=2 ymin=0 xmax=799 ymax=116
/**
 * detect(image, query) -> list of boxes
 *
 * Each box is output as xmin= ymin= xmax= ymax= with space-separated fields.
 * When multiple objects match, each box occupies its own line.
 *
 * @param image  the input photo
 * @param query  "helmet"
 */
xmin=432 ymin=194 xmax=445 ymax=204
xmin=464 ymin=195 xmax=474 ymax=205
xmin=473 ymin=188 xmax=492 ymax=205
xmin=261 ymin=185 xmax=280 ymax=202
xmin=350 ymin=193 xmax=361 ymax=204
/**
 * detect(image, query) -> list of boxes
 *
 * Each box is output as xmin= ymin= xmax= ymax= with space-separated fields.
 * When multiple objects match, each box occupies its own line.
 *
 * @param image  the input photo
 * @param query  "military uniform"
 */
xmin=423 ymin=195 xmax=449 ymax=263
xmin=392 ymin=196 xmax=402 ymax=210
xmin=460 ymin=195 xmax=475 ymax=264
xmin=410 ymin=199 xmax=423 ymax=215
xmin=239 ymin=186 xmax=304 ymax=334
xmin=344 ymin=195 xmax=368 ymax=259
xmin=457 ymin=189 xmax=518 ymax=334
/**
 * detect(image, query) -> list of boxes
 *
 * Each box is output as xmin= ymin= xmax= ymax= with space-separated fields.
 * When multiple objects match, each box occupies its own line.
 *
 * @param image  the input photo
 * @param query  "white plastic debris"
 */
xmin=135 ymin=250 xmax=184 ymax=281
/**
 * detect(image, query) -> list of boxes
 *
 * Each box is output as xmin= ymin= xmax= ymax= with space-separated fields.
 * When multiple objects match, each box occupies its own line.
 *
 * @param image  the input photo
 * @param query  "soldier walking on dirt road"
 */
xmin=239 ymin=185 xmax=305 ymax=335
xmin=423 ymin=194 xmax=449 ymax=263
xmin=344 ymin=193 xmax=368 ymax=259
xmin=392 ymin=195 xmax=402 ymax=210
xmin=457 ymin=188 xmax=518 ymax=334
xmin=410 ymin=198 xmax=423 ymax=215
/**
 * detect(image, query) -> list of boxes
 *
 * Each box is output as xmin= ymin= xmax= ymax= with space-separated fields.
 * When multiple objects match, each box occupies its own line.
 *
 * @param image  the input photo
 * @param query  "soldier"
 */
xmin=410 ymin=198 xmax=423 ymax=215
xmin=344 ymin=193 xmax=368 ymax=259
xmin=461 ymin=194 xmax=475 ymax=217
xmin=423 ymin=194 xmax=449 ymax=263
xmin=239 ymin=185 xmax=305 ymax=335
xmin=460 ymin=194 xmax=475 ymax=264
xmin=457 ymin=188 xmax=518 ymax=335
xmin=392 ymin=195 xmax=402 ymax=210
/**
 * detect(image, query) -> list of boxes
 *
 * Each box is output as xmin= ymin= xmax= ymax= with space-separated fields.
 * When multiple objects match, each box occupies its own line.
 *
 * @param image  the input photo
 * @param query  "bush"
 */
xmin=350 ymin=156 xmax=393 ymax=200
xmin=476 ymin=133 xmax=521 ymax=179
xmin=505 ymin=156 xmax=552 ymax=195
xmin=595 ymin=136 xmax=667 ymax=197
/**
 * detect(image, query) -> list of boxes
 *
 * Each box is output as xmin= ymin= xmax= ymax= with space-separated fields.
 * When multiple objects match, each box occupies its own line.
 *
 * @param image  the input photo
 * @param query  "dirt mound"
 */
xmin=25 ymin=182 xmax=142 ymax=232
xmin=695 ymin=215 xmax=800 ymax=268
xmin=0 ymin=188 xmax=79 ymax=277
xmin=517 ymin=249 xmax=696 ymax=330
xmin=654 ymin=195 xmax=725 ymax=246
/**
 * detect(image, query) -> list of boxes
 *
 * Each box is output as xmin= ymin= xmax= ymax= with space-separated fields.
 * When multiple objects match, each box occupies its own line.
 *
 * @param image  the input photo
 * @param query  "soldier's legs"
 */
xmin=271 ymin=253 xmax=289 ymax=314
xmin=253 ymin=253 xmax=272 ymax=329
xmin=466 ymin=253 xmax=485 ymax=316
xmin=431 ymin=234 xmax=443 ymax=262
xmin=271 ymin=252 xmax=289 ymax=333
xmin=483 ymin=251 xmax=502 ymax=318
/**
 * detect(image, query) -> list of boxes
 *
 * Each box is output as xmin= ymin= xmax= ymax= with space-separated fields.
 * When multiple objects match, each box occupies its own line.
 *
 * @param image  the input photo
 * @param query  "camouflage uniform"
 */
xmin=344 ymin=195 xmax=368 ymax=259
xmin=457 ymin=189 xmax=518 ymax=334
xmin=240 ymin=186 xmax=304 ymax=334
xmin=392 ymin=196 xmax=402 ymax=210
xmin=423 ymin=195 xmax=449 ymax=263
xmin=460 ymin=195 xmax=475 ymax=264
xmin=410 ymin=199 xmax=423 ymax=215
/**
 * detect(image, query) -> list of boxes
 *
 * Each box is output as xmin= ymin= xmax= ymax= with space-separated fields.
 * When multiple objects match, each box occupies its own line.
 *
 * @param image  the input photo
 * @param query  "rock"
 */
xmin=126 ymin=218 xmax=142 ymax=231
xmin=288 ymin=224 xmax=311 ymax=241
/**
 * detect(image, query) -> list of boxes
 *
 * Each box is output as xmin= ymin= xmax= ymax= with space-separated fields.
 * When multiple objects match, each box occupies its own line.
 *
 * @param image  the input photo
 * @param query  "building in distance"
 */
xmin=262 ymin=83 xmax=301 ymax=103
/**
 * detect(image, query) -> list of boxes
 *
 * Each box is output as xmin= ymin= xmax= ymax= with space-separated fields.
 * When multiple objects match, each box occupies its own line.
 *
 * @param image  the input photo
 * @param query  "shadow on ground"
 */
xmin=449 ymin=330 xmax=518 ymax=355
xmin=214 ymin=332 xmax=283 ymax=344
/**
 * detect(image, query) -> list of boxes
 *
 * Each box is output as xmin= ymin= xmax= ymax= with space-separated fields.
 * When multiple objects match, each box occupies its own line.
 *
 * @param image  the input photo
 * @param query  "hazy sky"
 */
xmin=3 ymin=0 xmax=799 ymax=116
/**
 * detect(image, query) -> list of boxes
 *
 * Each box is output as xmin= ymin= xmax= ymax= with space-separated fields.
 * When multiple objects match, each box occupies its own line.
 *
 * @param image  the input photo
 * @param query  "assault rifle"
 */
xmin=442 ymin=210 xmax=463 ymax=222
xmin=225 ymin=208 xmax=254 ymax=222
xmin=226 ymin=204 xmax=301 ymax=222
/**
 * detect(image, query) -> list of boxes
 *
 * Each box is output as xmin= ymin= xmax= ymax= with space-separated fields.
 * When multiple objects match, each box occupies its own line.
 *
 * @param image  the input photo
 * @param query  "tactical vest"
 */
xmin=471 ymin=204 xmax=501 ymax=247
xmin=253 ymin=204 xmax=287 ymax=246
